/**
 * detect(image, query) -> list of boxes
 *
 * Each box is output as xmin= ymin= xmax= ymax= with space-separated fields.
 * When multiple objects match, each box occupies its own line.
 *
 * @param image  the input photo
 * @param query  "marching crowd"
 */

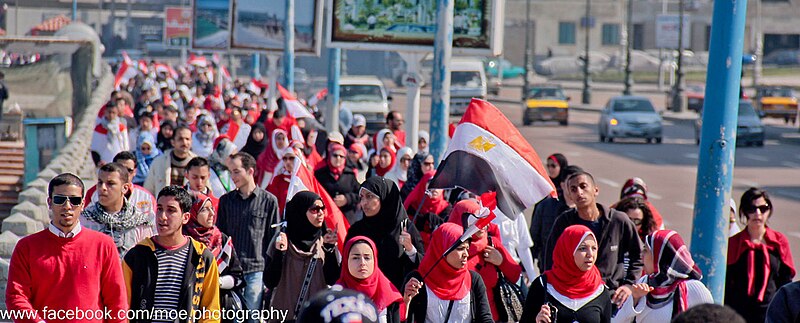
xmin=4 ymin=59 xmax=800 ymax=323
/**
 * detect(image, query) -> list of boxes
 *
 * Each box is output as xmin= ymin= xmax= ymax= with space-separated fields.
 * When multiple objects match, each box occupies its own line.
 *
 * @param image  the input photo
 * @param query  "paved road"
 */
xmin=388 ymin=84 xmax=800 ymax=272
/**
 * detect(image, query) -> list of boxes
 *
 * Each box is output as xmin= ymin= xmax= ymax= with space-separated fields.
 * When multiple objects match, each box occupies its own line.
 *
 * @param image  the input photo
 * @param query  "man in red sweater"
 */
xmin=6 ymin=173 xmax=129 ymax=322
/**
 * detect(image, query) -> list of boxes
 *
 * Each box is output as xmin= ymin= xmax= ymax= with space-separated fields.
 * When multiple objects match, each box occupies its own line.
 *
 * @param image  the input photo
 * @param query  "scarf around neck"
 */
xmin=82 ymin=198 xmax=153 ymax=249
xmin=645 ymin=230 xmax=702 ymax=316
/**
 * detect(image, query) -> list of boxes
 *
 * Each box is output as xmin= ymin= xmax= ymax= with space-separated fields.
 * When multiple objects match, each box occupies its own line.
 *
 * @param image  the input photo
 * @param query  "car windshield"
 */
xmin=761 ymin=88 xmax=793 ymax=97
xmin=739 ymin=102 xmax=757 ymax=117
xmin=528 ymin=88 xmax=565 ymax=99
xmin=340 ymin=85 xmax=384 ymax=102
xmin=612 ymin=99 xmax=655 ymax=113
xmin=452 ymin=71 xmax=482 ymax=87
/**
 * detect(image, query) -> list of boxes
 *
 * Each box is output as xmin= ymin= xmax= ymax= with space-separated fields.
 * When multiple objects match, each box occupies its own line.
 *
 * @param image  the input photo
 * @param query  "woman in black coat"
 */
xmin=345 ymin=176 xmax=425 ymax=291
xmin=314 ymin=143 xmax=361 ymax=224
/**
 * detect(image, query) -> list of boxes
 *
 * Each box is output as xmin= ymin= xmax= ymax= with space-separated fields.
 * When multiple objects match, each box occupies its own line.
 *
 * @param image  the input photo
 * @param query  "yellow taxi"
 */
xmin=754 ymin=86 xmax=798 ymax=124
xmin=522 ymin=85 xmax=569 ymax=126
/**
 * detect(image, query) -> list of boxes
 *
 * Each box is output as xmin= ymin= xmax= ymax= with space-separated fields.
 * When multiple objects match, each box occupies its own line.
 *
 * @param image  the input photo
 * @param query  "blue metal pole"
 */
xmin=429 ymin=0 xmax=454 ymax=164
xmin=72 ymin=0 xmax=77 ymax=21
xmin=283 ymin=0 xmax=295 ymax=92
xmin=690 ymin=0 xmax=748 ymax=304
xmin=326 ymin=48 xmax=341 ymax=133
xmin=252 ymin=53 xmax=261 ymax=79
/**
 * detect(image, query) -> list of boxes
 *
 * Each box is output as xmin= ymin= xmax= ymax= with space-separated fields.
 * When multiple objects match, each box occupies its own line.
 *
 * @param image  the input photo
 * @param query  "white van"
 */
xmin=449 ymin=57 xmax=488 ymax=115
xmin=339 ymin=76 xmax=391 ymax=133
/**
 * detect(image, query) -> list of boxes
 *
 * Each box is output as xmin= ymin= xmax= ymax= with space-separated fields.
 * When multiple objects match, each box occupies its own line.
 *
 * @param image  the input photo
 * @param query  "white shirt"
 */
xmin=611 ymin=277 xmax=714 ymax=323
xmin=48 ymin=222 xmax=82 ymax=238
xmin=547 ymin=282 xmax=606 ymax=311
xmin=425 ymin=286 xmax=472 ymax=323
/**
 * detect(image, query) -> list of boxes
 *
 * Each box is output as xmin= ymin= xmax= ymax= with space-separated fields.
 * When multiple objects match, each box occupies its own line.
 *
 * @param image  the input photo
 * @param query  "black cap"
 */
xmin=296 ymin=287 xmax=379 ymax=323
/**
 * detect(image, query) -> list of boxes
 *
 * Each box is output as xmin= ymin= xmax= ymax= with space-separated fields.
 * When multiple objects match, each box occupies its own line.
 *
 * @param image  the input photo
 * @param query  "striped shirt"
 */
xmin=152 ymin=241 xmax=190 ymax=323
xmin=217 ymin=187 xmax=280 ymax=273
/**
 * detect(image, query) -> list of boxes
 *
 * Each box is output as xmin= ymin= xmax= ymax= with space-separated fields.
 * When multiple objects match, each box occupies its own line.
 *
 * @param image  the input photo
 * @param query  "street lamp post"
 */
xmin=522 ymin=0 xmax=532 ymax=97
xmin=582 ymin=0 xmax=592 ymax=104
xmin=623 ymin=0 xmax=633 ymax=95
xmin=671 ymin=0 xmax=685 ymax=112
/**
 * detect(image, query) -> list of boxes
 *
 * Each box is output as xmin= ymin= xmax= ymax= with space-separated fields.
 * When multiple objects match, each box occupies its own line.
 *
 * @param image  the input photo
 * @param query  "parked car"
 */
xmin=694 ymin=100 xmax=764 ymax=146
xmin=665 ymin=83 xmax=705 ymax=113
xmin=762 ymin=49 xmax=800 ymax=66
xmin=339 ymin=76 xmax=391 ymax=133
xmin=522 ymin=85 xmax=569 ymax=126
xmin=754 ymin=86 xmax=798 ymax=123
xmin=599 ymin=96 xmax=663 ymax=143
xmin=449 ymin=57 xmax=487 ymax=115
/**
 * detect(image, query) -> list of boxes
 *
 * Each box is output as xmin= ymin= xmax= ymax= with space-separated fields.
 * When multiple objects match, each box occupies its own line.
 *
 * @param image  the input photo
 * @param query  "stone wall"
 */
xmin=0 ymin=64 xmax=111 ymax=309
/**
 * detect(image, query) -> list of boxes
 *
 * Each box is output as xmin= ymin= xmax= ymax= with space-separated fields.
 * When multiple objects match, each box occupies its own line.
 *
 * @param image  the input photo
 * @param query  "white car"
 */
xmin=339 ymin=76 xmax=391 ymax=133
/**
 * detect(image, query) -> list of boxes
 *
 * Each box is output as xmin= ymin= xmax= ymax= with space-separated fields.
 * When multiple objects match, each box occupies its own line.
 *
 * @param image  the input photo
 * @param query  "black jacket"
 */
xmin=346 ymin=220 xmax=425 ymax=291
xmin=314 ymin=166 xmax=360 ymax=224
xmin=405 ymin=270 xmax=494 ymax=323
xmin=726 ymin=245 xmax=794 ymax=323
xmin=520 ymin=275 xmax=612 ymax=323
xmin=530 ymin=196 xmax=570 ymax=273
xmin=545 ymin=204 xmax=643 ymax=290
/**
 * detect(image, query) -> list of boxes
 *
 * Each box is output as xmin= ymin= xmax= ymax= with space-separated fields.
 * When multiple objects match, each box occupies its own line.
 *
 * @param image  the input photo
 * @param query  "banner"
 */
xmin=165 ymin=7 xmax=192 ymax=47
xmin=656 ymin=14 xmax=691 ymax=49
xmin=231 ymin=0 xmax=324 ymax=54
xmin=193 ymin=0 xmax=231 ymax=50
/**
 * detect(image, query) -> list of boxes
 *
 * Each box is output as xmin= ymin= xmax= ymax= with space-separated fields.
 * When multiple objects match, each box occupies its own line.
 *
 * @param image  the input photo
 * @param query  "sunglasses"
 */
xmin=744 ymin=204 xmax=770 ymax=214
xmin=331 ymin=154 xmax=346 ymax=159
xmin=52 ymin=195 xmax=83 ymax=206
xmin=308 ymin=205 xmax=325 ymax=213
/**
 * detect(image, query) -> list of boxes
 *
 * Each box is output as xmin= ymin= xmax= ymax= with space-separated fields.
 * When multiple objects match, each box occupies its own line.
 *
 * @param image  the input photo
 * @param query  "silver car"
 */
xmin=599 ymin=96 xmax=663 ymax=144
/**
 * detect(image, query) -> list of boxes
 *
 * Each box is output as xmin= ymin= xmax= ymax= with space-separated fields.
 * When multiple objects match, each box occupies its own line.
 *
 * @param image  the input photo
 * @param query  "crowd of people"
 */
xmin=3 ymin=58 xmax=799 ymax=323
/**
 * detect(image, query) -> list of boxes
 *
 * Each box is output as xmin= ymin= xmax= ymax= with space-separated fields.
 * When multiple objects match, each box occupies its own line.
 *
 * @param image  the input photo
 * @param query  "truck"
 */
xmin=339 ymin=76 xmax=391 ymax=133
xmin=449 ymin=57 xmax=488 ymax=115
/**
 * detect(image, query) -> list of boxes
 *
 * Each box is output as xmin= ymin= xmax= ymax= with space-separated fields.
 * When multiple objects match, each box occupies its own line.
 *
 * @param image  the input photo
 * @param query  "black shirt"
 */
xmin=521 ymin=275 xmax=612 ymax=323
xmin=217 ymin=187 xmax=280 ymax=273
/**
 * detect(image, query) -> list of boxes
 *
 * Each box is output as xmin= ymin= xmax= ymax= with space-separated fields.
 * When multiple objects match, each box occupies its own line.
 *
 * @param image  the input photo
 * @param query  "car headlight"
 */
xmin=610 ymin=118 xmax=619 ymax=126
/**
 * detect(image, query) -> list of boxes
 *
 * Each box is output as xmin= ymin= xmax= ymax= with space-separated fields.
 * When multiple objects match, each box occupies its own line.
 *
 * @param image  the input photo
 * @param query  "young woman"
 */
xmin=133 ymin=131 xmax=161 ymax=186
xmin=402 ymin=223 xmax=494 ymax=323
xmin=336 ymin=236 xmax=405 ymax=323
xmin=156 ymin=120 xmax=176 ymax=152
xmin=264 ymin=191 xmax=339 ymax=322
xmin=404 ymin=171 xmax=451 ymax=249
xmin=546 ymin=153 xmax=568 ymax=200
xmin=256 ymin=129 xmax=290 ymax=187
xmin=184 ymin=193 xmax=245 ymax=322
xmin=239 ymin=122 xmax=268 ymax=160
xmin=315 ymin=143 xmax=361 ymax=224
xmin=612 ymin=230 xmax=713 ymax=322
xmin=345 ymin=176 xmax=425 ymax=290
xmin=613 ymin=197 xmax=658 ymax=241
xmin=372 ymin=147 xmax=396 ymax=178
xmin=447 ymin=199 xmax=522 ymax=321
xmin=191 ymin=114 xmax=220 ymax=158
xmin=266 ymin=146 xmax=304 ymax=214
xmin=400 ymin=152 xmax=436 ymax=200
xmin=384 ymin=147 xmax=413 ymax=190
xmin=521 ymin=225 xmax=612 ymax=323
xmin=726 ymin=188 xmax=796 ymax=323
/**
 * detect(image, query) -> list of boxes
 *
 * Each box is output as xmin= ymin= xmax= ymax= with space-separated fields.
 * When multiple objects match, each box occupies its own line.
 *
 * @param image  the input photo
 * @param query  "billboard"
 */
xmin=656 ymin=14 xmax=691 ymax=49
xmin=231 ymin=0 xmax=324 ymax=54
xmin=193 ymin=0 xmax=231 ymax=50
xmin=165 ymin=7 xmax=192 ymax=47
xmin=327 ymin=0 xmax=504 ymax=55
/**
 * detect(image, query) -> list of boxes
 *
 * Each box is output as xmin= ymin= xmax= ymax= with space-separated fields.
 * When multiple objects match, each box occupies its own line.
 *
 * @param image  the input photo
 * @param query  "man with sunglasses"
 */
xmin=6 ymin=173 xmax=129 ymax=322
xmin=84 ymin=151 xmax=157 ymax=221
xmin=81 ymin=162 xmax=157 ymax=256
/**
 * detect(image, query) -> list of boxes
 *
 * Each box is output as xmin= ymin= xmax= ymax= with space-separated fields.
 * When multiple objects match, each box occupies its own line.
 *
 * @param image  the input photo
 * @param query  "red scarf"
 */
xmin=447 ymin=199 xmax=489 ymax=266
xmin=337 ymin=236 xmax=404 ymax=313
xmin=545 ymin=225 xmax=604 ymax=299
xmin=327 ymin=143 xmax=347 ymax=180
xmin=404 ymin=171 xmax=450 ymax=215
xmin=644 ymin=230 xmax=702 ymax=316
xmin=375 ymin=148 xmax=396 ymax=177
xmin=184 ymin=194 xmax=224 ymax=257
xmin=727 ymin=227 xmax=796 ymax=302
xmin=418 ymin=223 xmax=472 ymax=300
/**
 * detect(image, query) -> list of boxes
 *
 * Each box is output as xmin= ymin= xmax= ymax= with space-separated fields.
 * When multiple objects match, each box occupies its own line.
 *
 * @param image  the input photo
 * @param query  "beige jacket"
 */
xmin=143 ymin=149 xmax=197 ymax=195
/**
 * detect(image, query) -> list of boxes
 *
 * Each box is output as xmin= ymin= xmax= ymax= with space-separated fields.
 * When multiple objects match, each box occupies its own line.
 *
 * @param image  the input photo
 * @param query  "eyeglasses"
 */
xmin=744 ymin=204 xmax=770 ymax=214
xmin=331 ymin=154 xmax=346 ymax=159
xmin=52 ymin=195 xmax=83 ymax=206
xmin=308 ymin=205 xmax=325 ymax=213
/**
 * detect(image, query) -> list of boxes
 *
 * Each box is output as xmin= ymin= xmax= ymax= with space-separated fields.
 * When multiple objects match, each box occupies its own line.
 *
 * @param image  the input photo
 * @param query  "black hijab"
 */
xmin=157 ymin=120 xmax=177 ymax=152
xmin=350 ymin=177 xmax=408 ymax=255
xmin=285 ymin=191 xmax=325 ymax=252
xmin=400 ymin=151 xmax=430 ymax=200
xmin=240 ymin=122 xmax=268 ymax=158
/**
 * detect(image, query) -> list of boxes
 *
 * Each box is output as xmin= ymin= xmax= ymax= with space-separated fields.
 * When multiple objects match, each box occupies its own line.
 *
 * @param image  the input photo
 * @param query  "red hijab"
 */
xmin=337 ymin=236 xmax=403 ymax=312
xmin=404 ymin=171 xmax=450 ymax=215
xmin=184 ymin=194 xmax=224 ymax=257
xmin=256 ymin=129 xmax=288 ymax=184
xmin=447 ymin=199 xmax=489 ymax=265
xmin=545 ymin=225 xmax=604 ymax=299
xmin=375 ymin=147 xmax=396 ymax=177
xmin=727 ymin=227 xmax=796 ymax=302
xmin=327 ymin=143 xmax=348 ymax=180
xmin=417 ymin=223 xmax=472 ymax=300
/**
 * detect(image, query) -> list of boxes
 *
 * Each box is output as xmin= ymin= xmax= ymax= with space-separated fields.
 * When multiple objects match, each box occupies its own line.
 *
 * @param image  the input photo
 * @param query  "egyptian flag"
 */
xmin=307 ymin=88 xmax=328 ymax=107
xmin=188 ymin=53 xmax=208 ymax=68
xmin=137 ymin=60 xmax=149 ymax=73
xmin=429 ymin=99 xmax=555 ymax=219
xmin=277 ymin=83 xmax=315 ymax=119
xmin=114 ymin=52 xmax=138 ymax=89
xmin=154 ymin=63 xmax=179 ymax=79
xmin=284 ymin=155 xmax=350 ymax=252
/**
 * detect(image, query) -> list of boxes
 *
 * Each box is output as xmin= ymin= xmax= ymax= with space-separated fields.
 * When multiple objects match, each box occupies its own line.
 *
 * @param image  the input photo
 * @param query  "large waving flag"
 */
xmin=114 ymin=52 xmax=138 ymax=89
xmin=284 ymin=157 xmax=350 ymax=252
xmin=277 ymin=83 xmax=315 ymax=119
xmin=429 ymin=99 xmax=556 ymax=219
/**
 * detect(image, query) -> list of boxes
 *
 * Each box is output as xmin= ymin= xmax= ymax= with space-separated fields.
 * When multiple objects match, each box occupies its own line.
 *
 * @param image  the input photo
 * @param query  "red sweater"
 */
xmin=6 ymin=228 xmax=129 ymax=323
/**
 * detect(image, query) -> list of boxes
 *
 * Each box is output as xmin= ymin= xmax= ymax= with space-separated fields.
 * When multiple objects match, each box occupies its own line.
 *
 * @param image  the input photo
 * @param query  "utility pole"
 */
xmin=753 ymin=0 xmax=763 ymax=88
xmin=523 ymin=0 xmax=532 ymax=97
xmin=671 ymin=0 xmax=685 ymax=112
xmin=691 ymin=0 xmax=749 ymax=303
xmin=623 ymin=0 xmax=633 ymax=95
xmin=429 ymin=0 xmax=454 ymax=164
xmin=283 ymin=0 xmax=295 ymax=92
xmin=581 ymin=0 xmax=592 ymax=104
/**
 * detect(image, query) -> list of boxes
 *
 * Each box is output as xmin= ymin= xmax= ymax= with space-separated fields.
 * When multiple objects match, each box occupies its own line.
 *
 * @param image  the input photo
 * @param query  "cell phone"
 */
xmin=546 ymin=302 xmax=558 ymax=323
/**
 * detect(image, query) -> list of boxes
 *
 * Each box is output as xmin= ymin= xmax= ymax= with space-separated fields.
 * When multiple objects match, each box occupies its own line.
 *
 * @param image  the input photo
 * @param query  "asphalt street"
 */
xmin=387 ymin=82 xmax=800 ymax=272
